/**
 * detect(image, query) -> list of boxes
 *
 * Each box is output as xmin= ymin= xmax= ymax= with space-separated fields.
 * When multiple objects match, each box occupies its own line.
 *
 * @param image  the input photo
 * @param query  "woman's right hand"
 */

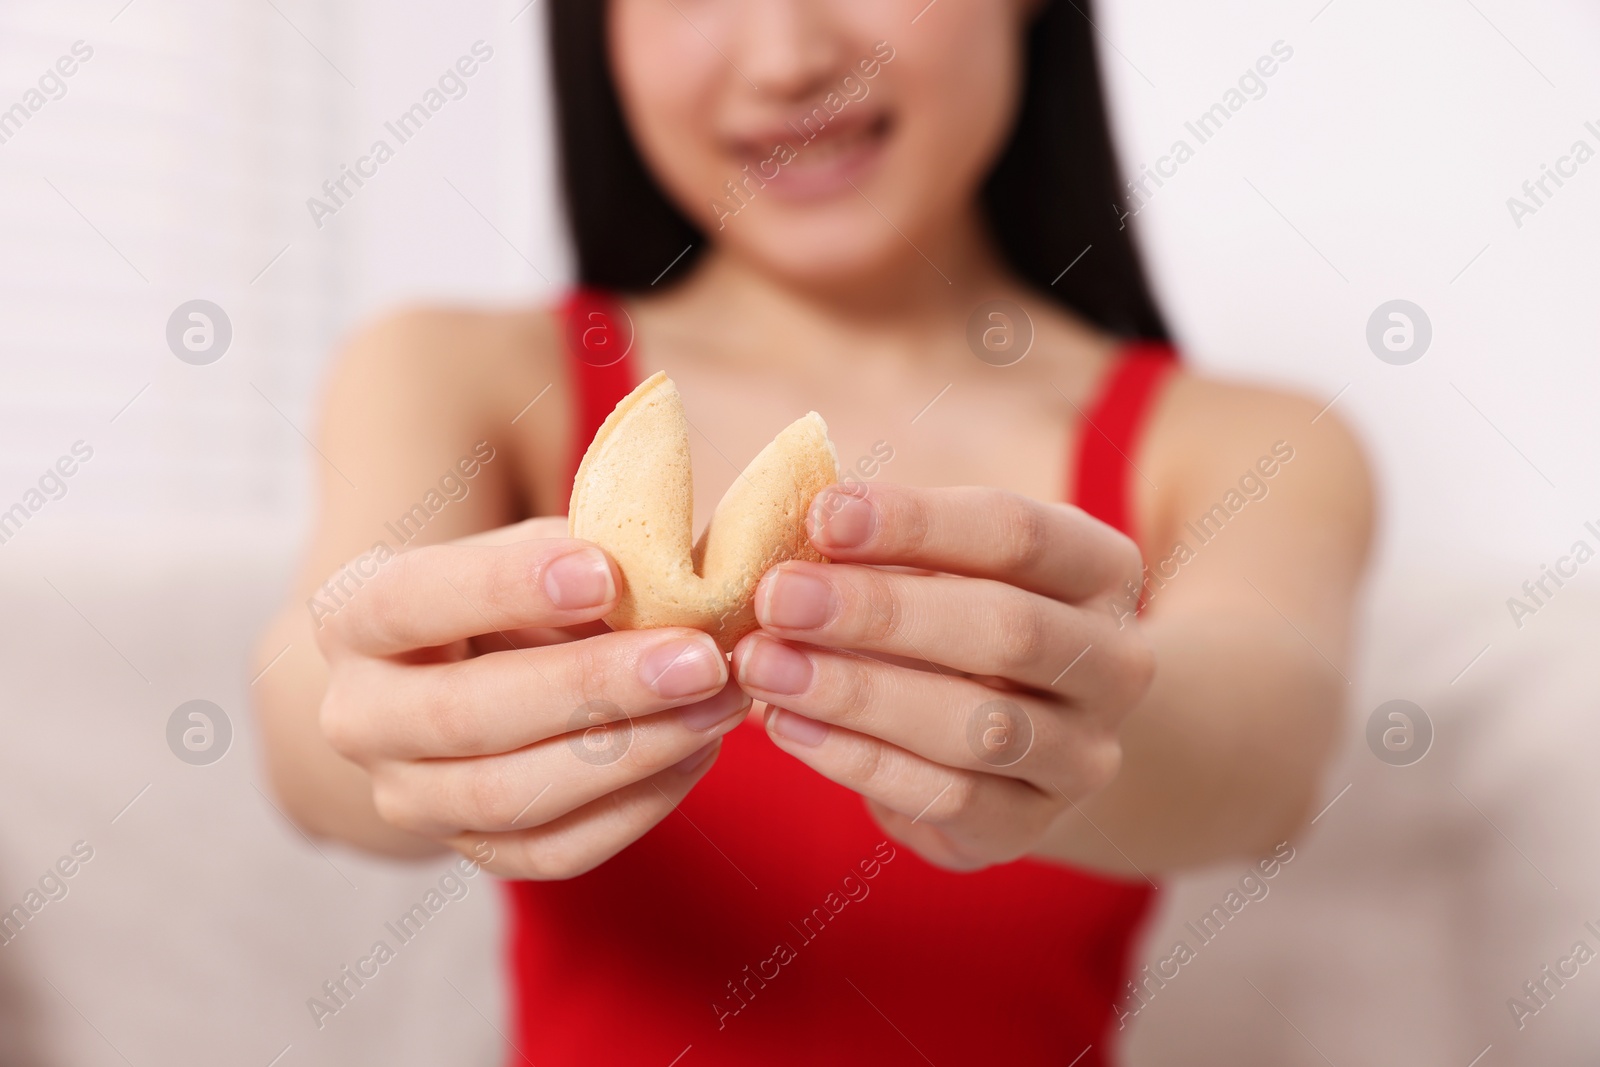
xmin=313 ymin=517 xmax=748 ymax=880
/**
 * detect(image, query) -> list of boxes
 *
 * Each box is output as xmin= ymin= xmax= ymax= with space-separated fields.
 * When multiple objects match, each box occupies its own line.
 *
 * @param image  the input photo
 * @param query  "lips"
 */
xmin=724 ymin=108 xmax=893 ymax=201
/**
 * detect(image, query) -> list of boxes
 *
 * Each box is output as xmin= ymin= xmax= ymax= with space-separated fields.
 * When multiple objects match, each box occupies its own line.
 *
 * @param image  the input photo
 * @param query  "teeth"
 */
xmin=789 ymin=122 xmax=877 ymax=168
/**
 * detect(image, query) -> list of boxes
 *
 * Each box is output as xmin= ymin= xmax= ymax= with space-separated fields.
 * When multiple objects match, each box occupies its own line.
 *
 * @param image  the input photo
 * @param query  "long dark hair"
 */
xmin=547 ymin=1 xmax=1169 ymax=341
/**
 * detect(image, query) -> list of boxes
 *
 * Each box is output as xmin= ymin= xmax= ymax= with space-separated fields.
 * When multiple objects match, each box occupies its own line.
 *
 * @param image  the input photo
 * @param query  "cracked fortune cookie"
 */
xmin=569 ymin=371 xmax=840 ymax=653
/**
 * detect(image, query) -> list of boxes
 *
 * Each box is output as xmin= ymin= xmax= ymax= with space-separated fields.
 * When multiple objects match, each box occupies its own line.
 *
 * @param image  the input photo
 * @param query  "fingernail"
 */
xmin=809 ymin=490 xmax=875 ymax=549
xmin=757 ymin=569 xmax=834 ymax=630
xmin=736 ymin=636 xmax=813 ymax=696
xmin=641 ymin=634 xmax=727 ymax=699
xmin=768 ymin=707 xmax=828 ymax=747
xmin=672 ymin=741 xmax=718 ymax=773
xmin=543 ymin=547 xmax=615 ymax=610
xmin=679 ymin=681 xmax=752 ymax=731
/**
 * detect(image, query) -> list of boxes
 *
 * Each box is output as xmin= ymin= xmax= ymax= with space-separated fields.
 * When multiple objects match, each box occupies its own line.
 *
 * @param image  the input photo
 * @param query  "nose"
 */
xmin=730 ymin=0 xmax=843 ymax=100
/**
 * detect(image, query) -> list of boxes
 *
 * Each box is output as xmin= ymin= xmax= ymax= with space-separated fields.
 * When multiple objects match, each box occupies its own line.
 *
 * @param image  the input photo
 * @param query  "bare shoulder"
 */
xmin=1150 ymin=372 xmax=1368 ymax=479
xmin=318 ymin=303 xmax=574 ymax=518
xmin=1136 ymin=369 xmax=1374 ymax=563
xmin=325 ymin=303 xmax=561 ymax=429
xmin=280 ymin=301 xmax=576 ymax=610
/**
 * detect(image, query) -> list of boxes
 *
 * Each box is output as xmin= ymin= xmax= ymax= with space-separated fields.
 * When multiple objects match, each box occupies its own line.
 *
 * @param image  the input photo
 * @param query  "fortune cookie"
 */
xmin=569 ymin=371 xmax=839 ymax=652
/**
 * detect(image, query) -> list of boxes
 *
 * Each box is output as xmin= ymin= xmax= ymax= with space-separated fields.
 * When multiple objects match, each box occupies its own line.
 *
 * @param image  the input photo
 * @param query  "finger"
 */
xmin=734 ymin=633 xmax=1120 ymax=788
xmin=442 ymin=741 xmax=723 ymax=881
xmin=758 ymin=705 xmax=1058 ymax=864
xmin=863 ymin=801 xmax=989 ymax=872
xmin=806 ymin=483 xmax=1140 ymax=603
xmin=456 ymin=519 xmax=607 ymax=649
xmin=453 ymin=516 xmax=569 ymax=547
xmin=316 ymin=537 xmax=620 ymax=658
xmin=324 ymin=629 xmax=731 ymax=759
xmin=753 ymin=561 xmax=1148 ymax=700
xmin=467 ymin=619 xmax=609 ymax=656
xmin=372 ymin=682 xmax=750 ymax=837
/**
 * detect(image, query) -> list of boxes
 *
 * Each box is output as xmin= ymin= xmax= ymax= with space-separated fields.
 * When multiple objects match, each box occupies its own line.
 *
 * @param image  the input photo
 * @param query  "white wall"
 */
xmin=1096 ymin=2 xmax=1600 ymax=1062
xmin=2 ymin=0 xmax=1596 ymax=1063
xmin=0 ymin=2 xmax=554 ymax=1064
xmin=337 ymin=0 xmax=565 ymax=320
xmin=0 ymin=0 xmax=563 ymax=542
xmin=1103 ymin=0 xmax=1600 ymax=576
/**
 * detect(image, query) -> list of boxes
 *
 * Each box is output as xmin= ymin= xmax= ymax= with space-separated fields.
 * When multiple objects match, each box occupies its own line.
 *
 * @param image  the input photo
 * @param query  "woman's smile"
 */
xmin=724 ymin=109 xmax=896 ymax=202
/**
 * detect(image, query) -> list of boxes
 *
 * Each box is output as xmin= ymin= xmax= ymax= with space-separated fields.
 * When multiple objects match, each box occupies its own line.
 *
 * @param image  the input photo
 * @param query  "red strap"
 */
xmin=1071 ymin=343 xmax=1178 ymax=543
xmin=558 ymin=286 xmax=1175 ymax=546
xmin=560 ymin=288 xmax=638 ymax=504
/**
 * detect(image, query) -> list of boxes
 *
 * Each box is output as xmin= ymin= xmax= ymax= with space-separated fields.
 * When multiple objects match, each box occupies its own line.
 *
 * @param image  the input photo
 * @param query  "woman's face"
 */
xmin=608 ymin=0 xmax=1032 ymax=287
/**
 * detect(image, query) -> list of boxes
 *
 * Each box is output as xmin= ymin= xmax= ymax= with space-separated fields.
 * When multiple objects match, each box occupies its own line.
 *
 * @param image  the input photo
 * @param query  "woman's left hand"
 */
xmin=731 ymin=483 xmax=1156 ymax=872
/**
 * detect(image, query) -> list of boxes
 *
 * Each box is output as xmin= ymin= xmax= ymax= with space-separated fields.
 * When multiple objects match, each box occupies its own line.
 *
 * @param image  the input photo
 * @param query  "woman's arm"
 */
xmin=253 ymin=308 xmax=749 ymax=880
xmin=250 ymin=308 xmax=541 ymax=857
xmin=728 ymin=377 xmax=1373 ymax=877
xmin=1037 ymin=380 xmax=1373 ymax=872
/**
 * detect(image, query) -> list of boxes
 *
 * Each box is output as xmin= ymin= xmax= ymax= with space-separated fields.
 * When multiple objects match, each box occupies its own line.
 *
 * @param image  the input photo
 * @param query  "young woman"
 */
xmin=254 ymin=1 xmax=1371 ymax=1063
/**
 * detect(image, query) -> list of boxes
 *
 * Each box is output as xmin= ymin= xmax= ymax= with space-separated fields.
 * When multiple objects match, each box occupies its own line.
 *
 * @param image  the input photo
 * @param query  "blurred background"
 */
xmin=1 ymin=0 xmax=1596 ymax=1063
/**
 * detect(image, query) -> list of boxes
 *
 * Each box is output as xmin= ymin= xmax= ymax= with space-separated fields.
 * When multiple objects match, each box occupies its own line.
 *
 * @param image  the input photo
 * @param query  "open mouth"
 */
xmin=725 ymin=109 xmax=894 ymax=201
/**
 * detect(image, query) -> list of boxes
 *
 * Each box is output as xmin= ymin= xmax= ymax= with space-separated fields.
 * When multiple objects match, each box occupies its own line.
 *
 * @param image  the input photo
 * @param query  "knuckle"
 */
xmin=520 ymin=853 xmax=563 ymax=881
xmin=514 ymin=816 xmax=606 ymax=881
xmin=885 ymin=488 xmax=930 ymax=556
xmin=1094 ymin=527 xmax=1145 ymax=601
xmin=317 ymin=679 xmax=366 ymax=761
xmin=496 ymin=836 xmax=555 ymax=880
xmin=370 ymin=777 xmax=425 ymax=834
xmin=425 ymin=661 xmax=483 ymax=752
xmin=365 ymin=548 xmax=423 ymax=641
xmin=1112 ymin=634 xmax=1157 ymax=705
xmin=315 ymin=550 xmax=398 ymax=653
xmin=990 ymin=593 xmax=1049 ymax=674
xmin=457 ymin=765 xmax=518 ymax=831
xmin=480 ymin=544 xmax=539 ymax=621
xmin=372 ymin=764 xmax=454 ymax=838
xmin=813 ymin=653 xmax=878 ymax=730
xmin=1109 ymin=530 xmax=1145 ymax=591
xmin=995 ymin=496 xmax=1051 ymax=573
xmin=850 ymin=570 xmax=905 ymax=646
xmin=522 ymin=840 xmax=585 ymax=881
xmin=1079 ymin=736 xmax=1124 ymax=795
xmin=311 ymin=602 xmax=348 ymax=658
xmin=926 ymin=774 xmax=979 ymax=825
xmin=564 ymin=638 xmax=617 ymax=708
xmin=841 ymin=734 xmax=888 ymax=792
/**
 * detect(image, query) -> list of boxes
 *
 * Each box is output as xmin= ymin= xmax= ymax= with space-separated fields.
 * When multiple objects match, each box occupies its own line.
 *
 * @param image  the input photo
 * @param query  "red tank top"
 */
xmin=503 ymin=289 xmax=1178 ymax=1066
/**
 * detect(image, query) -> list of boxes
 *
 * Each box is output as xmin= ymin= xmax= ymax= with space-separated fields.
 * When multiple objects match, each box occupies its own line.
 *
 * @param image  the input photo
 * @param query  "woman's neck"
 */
xmin=631 ymin=206 xmax=1111 ymax=386
xmin=687 ymin=208 xmax=1011 ymax=326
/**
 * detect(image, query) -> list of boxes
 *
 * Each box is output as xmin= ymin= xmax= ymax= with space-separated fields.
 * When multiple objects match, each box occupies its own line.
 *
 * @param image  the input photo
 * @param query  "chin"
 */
xmin=741 ymin=231 xmax=910 ymax=291
xmin=715 ymin=199 xmax=938 ymax=292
